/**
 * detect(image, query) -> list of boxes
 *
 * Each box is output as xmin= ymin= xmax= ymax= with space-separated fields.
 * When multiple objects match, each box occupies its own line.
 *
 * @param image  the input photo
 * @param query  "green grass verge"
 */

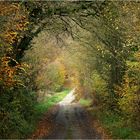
xmin=79 ymin=98 xmax=92 ymax=107
xmin=97 ymin=110 xmax=140 ymax=139
xmin=25 ymin=89 xmax=71 ymax=138
xmin=35 ymin=89 xmax=71 ymax=118
xmin=79 ymin=98 xmax=140 ymax=139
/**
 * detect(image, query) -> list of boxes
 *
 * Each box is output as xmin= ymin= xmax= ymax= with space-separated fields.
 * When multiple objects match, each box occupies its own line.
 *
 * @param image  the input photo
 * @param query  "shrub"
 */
xmin=91 ymin=70 xmax=109 ymax=106
xmin=0 ymin=88 xmax=36 ymax=139
xmin=116 ymin=58 xmax=140 ymax=128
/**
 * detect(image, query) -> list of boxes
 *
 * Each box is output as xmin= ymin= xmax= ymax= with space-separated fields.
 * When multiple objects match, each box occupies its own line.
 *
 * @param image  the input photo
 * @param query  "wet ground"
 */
xmin=43 ymin=89 xmax=102 ymax=139
xmin=44 ymin=103 xmax=101 ymax=139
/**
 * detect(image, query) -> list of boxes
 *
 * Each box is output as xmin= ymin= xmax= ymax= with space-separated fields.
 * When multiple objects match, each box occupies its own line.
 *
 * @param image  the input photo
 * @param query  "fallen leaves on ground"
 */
xmin=87 ymin=107 xmax=112 ymax=139
xmin=30 ymin=105 xmax=59 ymax=139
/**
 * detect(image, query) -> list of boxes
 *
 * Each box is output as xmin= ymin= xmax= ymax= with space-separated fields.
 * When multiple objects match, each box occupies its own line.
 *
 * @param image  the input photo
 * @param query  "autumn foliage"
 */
xmin=0 ymin=1 xmax=140 ymax=139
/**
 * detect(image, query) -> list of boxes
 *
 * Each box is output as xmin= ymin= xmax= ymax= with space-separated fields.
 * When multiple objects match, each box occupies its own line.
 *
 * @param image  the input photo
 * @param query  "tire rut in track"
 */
xmin=45 ymin=103 xmax=102 ymax=139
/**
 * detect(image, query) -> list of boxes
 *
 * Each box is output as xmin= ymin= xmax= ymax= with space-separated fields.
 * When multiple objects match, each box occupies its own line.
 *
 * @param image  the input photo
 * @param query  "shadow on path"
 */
xmin=44 ymin=89 xmax=102 ymax=139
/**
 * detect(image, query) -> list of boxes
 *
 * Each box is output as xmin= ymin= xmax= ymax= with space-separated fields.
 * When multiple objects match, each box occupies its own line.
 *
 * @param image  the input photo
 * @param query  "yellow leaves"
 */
xmin=115 ymin=26 xmax=118 ymax=30
xmin=0 ymin=56 xmax=28 ymax=88
xmin=22 ymin=62 xmax=30 ymax=69
xmin=118 ymin=84 xmax=137 ymax=115
xmin=4 ymin=31 xmax=18 ymax=45
xmin=0 ymin=3 xmax=20 ymax=16
xmin=16 ymin=21 xmax=29 ymax=31
xmin=0 ymin=2 xmax=29 ymax=45
xmin=134 ymin=51 xmax=140 ymax=61
xmin=0 ymin=57 xmax=16 ymax=87
xmin=31 ymin=110 xmax=56 ymax=139
xmin=0 ymin=3 xmax=29 ymax=89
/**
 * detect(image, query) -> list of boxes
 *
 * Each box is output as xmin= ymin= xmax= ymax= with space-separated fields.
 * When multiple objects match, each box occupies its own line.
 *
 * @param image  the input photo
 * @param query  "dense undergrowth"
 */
xmin=0 ymin=88 xmax=36 ymax=138
xmin=28 ymin=89 xmax=70 ymax=138
xmin=97 ymin=110 xmax=140 ymax=139
xmin=80 ymin=97 xmax=140 ymax=139
xmin=0 ymin=1 xmax=140 ymax=139
xmin=0 ymin=88 xmax=70 ymax=139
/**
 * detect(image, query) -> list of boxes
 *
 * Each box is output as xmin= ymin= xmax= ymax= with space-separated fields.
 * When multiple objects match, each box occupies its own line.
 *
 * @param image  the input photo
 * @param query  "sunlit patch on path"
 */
xmin=59 ymin=88 xmax=76 ymax=105
xmin=44 ymin=89 xmax=103 ymax=139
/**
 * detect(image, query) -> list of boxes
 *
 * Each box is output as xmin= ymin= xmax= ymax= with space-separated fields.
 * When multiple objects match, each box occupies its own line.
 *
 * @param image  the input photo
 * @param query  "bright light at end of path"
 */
xmin=58 ymin=88 xmax=76 ymax=106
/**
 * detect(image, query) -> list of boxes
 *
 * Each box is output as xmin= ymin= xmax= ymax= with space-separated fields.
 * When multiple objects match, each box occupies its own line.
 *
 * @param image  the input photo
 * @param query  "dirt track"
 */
xmin=44 ymin=103 xmax=102 ymax=139
xmin=31 ymin=89 xmax=106 ymax=139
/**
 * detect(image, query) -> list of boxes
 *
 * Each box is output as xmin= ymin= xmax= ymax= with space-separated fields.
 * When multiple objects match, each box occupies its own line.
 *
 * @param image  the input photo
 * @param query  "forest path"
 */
xmin=42 ymin=89 xmax=102 ymax=139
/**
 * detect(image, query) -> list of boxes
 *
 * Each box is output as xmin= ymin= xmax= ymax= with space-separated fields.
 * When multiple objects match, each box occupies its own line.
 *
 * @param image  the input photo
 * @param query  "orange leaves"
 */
xmin=0 ymin=2 xmax=29 ymax=45
xmin=31 ymin=106 xmax=58 ymax=139
xmin=0 ymin=57 xmax=17 ymax=87
xmin=0 ymin=56 xmax=28 ymax=88
xmin=4 ymin=31 xmax=18 ymax=45
xmin=0 ymin=3 xmax=20 ymax=16
xmin=0 ymin=2 xmax=30 ymax=88
xmin=16 ymin=21 xmax=29 ymax=31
